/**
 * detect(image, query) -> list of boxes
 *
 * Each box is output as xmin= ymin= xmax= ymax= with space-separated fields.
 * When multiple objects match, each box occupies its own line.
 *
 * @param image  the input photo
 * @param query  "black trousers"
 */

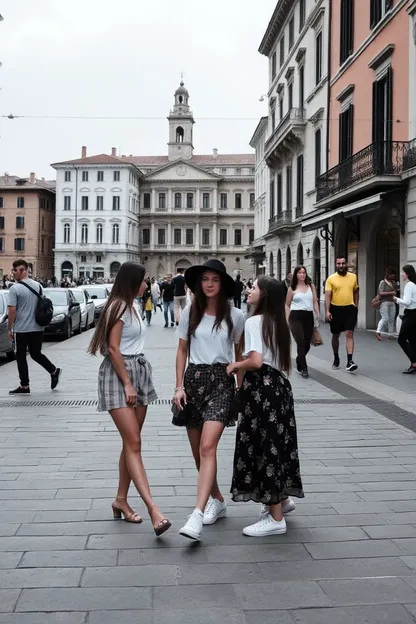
xmin=289 ymin=310 xmax=314 ymax=371
xmin=398 ymin=309 xmax=416 ymax=364
xmin=233 ymin=297 xmax=241 ymax=309
xmin=15 ymin=331 xmax=56 ymax=387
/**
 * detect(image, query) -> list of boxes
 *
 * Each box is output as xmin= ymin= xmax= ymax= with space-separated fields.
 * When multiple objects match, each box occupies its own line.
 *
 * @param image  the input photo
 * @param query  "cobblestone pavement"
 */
xmin=1 ymin=312 xmax=416 ymax=623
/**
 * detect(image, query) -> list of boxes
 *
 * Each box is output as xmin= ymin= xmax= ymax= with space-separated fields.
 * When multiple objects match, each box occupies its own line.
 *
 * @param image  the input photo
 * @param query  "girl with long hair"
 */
xmin=173 ymin=260 xmax=244 ymax=541
xmin=88 ymin=262 xmax=171 ymax=536
xmin=376 ymin=268 xmax=397 ymax=340
xmin=286 ymin=265 xmax=320 ymax=378
xmin=394 ymin=264 xmax=416 ymax=374
xmin=227 ymin=276 xmax=304 ymax=537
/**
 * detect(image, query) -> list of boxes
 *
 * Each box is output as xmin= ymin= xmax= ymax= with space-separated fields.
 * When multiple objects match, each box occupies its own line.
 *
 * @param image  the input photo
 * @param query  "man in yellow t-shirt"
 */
xmin=325 ymin=256 xmax=359 ymax=372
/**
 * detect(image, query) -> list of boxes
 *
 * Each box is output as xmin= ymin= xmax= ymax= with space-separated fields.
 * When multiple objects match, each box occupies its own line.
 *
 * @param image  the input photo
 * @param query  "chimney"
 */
xmin=81 ymin=146 xmax=87 ymax=158
xmin=4 ymin=172 xmax=9 ymax=184
xmin=213 ymin=148 xmax=218 ymax=157
xmin=29 ymin=172 xmax=36 ymax=184
xmin=111 ymin=147 xmax=117 ymax=157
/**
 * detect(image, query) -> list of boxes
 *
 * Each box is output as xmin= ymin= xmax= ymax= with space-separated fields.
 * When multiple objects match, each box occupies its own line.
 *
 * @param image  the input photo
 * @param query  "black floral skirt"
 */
xmin=230 ymin=365 xmax=304 ymax=505
xmin=183 ymin=363 xmax=236 ymax=429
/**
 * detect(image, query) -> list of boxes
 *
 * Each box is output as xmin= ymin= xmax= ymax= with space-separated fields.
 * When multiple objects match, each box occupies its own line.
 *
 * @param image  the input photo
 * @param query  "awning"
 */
xmin=301 ymin=193 xmax=383 ymax=232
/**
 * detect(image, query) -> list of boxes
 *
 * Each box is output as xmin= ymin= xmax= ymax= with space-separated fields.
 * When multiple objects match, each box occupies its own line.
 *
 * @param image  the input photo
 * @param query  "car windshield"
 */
xmin=85 ymin=288 xmax=107 ymax=300
xmin=45 ymin=291 xmax=68 ymax=306
xmin=71 ymin=291 xmax=85 ymax=303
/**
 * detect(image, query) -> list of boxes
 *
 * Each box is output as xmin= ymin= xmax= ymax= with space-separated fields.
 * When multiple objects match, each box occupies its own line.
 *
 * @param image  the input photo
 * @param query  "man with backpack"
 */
xmin=7 ymin=259 xmax=61 ymax=394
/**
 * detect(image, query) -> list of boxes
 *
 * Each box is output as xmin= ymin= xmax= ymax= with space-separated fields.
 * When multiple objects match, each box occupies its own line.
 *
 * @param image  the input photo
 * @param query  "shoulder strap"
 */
xmin=19 ymin=281 xmax=42 ymax=300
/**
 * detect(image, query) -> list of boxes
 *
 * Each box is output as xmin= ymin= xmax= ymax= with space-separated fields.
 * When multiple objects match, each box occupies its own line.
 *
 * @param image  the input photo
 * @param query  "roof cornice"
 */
xmin=259 ymin=0 xmax=294 ymax=56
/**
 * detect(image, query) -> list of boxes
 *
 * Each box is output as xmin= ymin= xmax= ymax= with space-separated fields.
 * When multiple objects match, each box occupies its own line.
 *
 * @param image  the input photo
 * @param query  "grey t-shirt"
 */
xmin=8 ymin=279 xmax=42 ymax=333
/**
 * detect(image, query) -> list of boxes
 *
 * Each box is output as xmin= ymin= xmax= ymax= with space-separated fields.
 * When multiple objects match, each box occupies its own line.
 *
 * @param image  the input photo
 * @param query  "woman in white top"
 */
xmin=393 ymin=264 xmax=416 ymax=374
xmin=174 ymin=259 xmax=244 ymax=541
xmin=88 ymin=262 xmax=171 ymax=537
xmin=150 ymin=277 xmax=161 ymax=313
xmin=285 ymin=266 xmax=320 ymax=378
xmin=226 ymin=276 xmax=304 ymax=537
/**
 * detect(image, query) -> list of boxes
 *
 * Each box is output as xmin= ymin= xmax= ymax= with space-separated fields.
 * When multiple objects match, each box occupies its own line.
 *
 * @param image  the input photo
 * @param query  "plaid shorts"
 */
xmin=98 ymin=354 xmax=157 ymax=412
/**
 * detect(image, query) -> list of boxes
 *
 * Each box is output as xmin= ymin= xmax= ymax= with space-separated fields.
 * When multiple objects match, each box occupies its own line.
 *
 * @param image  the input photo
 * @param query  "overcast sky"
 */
xmin=0 ymin=0 xmax=276 ymax=178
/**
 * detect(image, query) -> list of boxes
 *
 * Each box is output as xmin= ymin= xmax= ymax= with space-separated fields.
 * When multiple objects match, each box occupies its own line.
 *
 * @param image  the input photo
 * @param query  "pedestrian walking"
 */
xmin=150 ymin=278 xmax=161 ymax=313
xmin=376 ymin=268 xmax=397 ymax=340
xmin=161 ymin=274 xmax=175 ymax=328
xmin=226 ymin=276 xmax=304 ymax=536
xmin=286 ymin=266 xmax=320 ymax=378
xmin=393 ymin=264 xmax=416 ymax=374
xmin=325 ymin=256 xmax=359 ymax=372
xmin=142 ymin=279 xmax=153 ymax=326
xmin=7 ymin=259 xmax=61 ymax=395
xmin=88 ymin=261 xmax=171 ymax=536
xmin=233 ymin=274 xmax=244 ymax=309
xmin=173 ymin=259 xmax=244 ymax=541
xmin=173 ymin=268 xmax=187 ymax=325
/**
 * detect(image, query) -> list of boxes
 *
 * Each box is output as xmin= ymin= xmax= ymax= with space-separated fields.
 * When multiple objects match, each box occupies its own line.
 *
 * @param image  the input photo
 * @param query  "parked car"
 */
xmin=80 ymin=286 xmax=110 ymax=320
xmin=0 ymin=291 xmax=14 ymax=361
xmin=43 ymin=288 xmax=82 ymax=339
xmin=69 ymin=288 xmax=95 ymax=331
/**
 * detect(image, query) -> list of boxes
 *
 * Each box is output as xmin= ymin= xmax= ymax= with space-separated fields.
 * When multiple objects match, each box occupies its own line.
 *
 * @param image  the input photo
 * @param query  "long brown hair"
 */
xmin=251 ymin=275 xmax=291 ymax=373
xmin=188 ymin=271 xmax=233 ymax=339
xmin=88 ymin=262 xmax=145 ymax=356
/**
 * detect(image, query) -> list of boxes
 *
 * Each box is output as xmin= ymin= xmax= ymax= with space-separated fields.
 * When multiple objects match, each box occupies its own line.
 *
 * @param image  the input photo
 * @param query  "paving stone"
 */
xmin=19 ymin=550 xmax=118 ymax=568
xmin=304 ymin=539 xmax=403 ymax=560
xmin=0 ymin=553 xmax=22 ymax=570
xmin=118 ymin=547 xmax=209 ymax=566
xmin=234 ymin=581 xmax=329 ymax=610
xmin=244 ymin=613 xmax=295 ymax=624
xmin=178 ymin=562 xmax=265 ymax=585
xmin=0 ymin=536 xmax=87 ymax=551
xmin=318 ymin=577 xmax=416 ymax=605
xmin=16 ymin=587 xmax=151 ymax=612
xmin=0 ymin=590 xmax=21 ymax=613
xmin=0 ymin=614 xmax=87 ymax=624
xmin=363 ymin=525 xmax=416 ymax=539
xmin=290 ymin=604 xmax=416 ymax=624
xmin=0 ymin=568 xmax=82 ymax=589
xmin=204 ymin=544 xmax=312 ymax=563
xmin=87 ymin=612 xmax=153 ymax=624
xmin=82 ymin=565 xmax=178 ymax=587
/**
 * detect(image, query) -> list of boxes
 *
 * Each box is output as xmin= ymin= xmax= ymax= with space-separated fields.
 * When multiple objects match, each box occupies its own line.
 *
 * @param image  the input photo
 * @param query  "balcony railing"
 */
xmin=403 ymin=138 xmax=416 ymax=171
xmin=268 ymin=210 xmax=293 ymax=232
xmin=316 ymin=141 xmax=410 ymax=201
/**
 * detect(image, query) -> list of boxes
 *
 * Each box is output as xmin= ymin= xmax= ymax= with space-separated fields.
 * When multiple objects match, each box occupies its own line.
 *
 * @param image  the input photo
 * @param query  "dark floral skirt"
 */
xmin=230 ymin=365 xmax=304 ymax=505
xmin=183 ymin=363 xmax=236 ymax=429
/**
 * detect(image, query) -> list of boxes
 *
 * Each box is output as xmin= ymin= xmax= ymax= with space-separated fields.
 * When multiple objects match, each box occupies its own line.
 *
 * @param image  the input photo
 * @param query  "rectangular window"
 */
xmin=81 ymin=196 xmax=89 ymax=211
xmin=315 ymin=128 xmax=322 ymax=183
xmin=112 ymin=196 xmax=120 ymax=211
xmin=220 ymin=193 xmax=228 ymax=209
xmin=64 ymin=196 xmax=71 ymax=211
xmin=174 ymin=228 xmax=182 ymax=245
xmin=0 ymin=237 xmax=4 ymax=251
xmin=249 ymin=229 xmax=255 ymax=244
xmin=271 ymin=109 xmax=276 ymax=131
xmin=96 ymin=254 xmax=102 ymax=263
xmin=288 ymin=82 xmax=293 ymax=110
xmin=234 ymin=229 xmax=242 ymax=246
xmin=81 ymin=254 xmax=87 ymax=263
xmin=0 ymin=198 xmax=3 ymax=208
xmin=277 ymin=173 xmax=283 ymax=215
xmin=14 ymin=238 xmax=25 ymax=251
xmin=286 ymin=165 xmax=292 ymax=211
xmin=202 ymin=228 xmax=210 ymax=245
xmin=279 ymin=97 xmax=284 ymax=121
xmin=289 ymin=16 xmax=294 ymax=50
xmin=157 ymin=229 xmax=165 ymax=245
xmin=235 ymin=193 xmax=242 ymax=209
xmin=97 ymin=171 xmax=104 ymax=182
xmin=299 ymin=0 xmax=305 ymax=30
xmin=299 ymin=65 xmax=305 ymax=108
xmin=142 ymin=228 xmax=150 ymax=245
xmin=186 ymin=193 xmax=194 ymax=208
xmin=16 ymin=216 xmax=25 ymax=229
xmin=41 ymin=238 xmax=44 ymax=253
xmin=186 ymin=229 xmax=193 ymax=245
xmin=339 ymin=105 xmax=354 ymax=162
xmin=271 ymin=51 xmax=277 ymax=80
xmin=340 ymin=0 xmax=354 ymax=65
xmin=174 ymin=193 xmax=182 ymax=209
xmin=250 ymin=192 xmax=255 ymax=209
xmin=316 ymin=31 xmax=323 ymax=84
xmin=17 ymin=197 xmax=24 ymax=208
xmin=0 ymin=216 xmax=4 ymax=229
xmin=296 ymin=155 xmax=304 ymax=212
xmin=96 ymin=196 xmax=104 ymax=211
xmin=158 ymin=193 xmax=166 ymax=209
xmin=143 ymin=193 xmax=151 ymax=208
xmin=219 ymin=229 xmax=227 ymax=246
xmin=370 ymin=0 xmax=392 ymax=28
xmin=64 ymin=171 xmax=71 ymax=182
xmin=82 ymin=171 xmax=88 ymax=182
xmin=269 ymin=179 xmax=275 ymax=218
xmin=202 ymin=193 xmax=210 ymax=209
xmin=113 ymin=171 xmax=120 ymax=182
xmin=280 ymin=36 xmax=285 ymax=67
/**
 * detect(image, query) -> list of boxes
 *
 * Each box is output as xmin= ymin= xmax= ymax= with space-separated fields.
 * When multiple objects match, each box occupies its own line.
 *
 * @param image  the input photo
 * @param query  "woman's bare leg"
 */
xmin=115 ymin=407 xmax=147 ymax=514
xmin=195 ymin=421 xmax=225 ymax=512
xmin=269 ymin=503 xmax=283 ymax=522
xmin=187 ymin=428 xmax=223 ymax=502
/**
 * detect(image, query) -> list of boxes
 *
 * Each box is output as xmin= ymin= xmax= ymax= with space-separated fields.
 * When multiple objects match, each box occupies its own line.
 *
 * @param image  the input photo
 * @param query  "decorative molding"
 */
xmin=285 ymin=66 xmax=295 ymax=82
xmin=277 ymin=82 xmax=285 ymax=95
xmin=295 ymin=47 xmax=306 ymax=64
xmin=336 ymin=84 xmax=355 ymax=102
xmin=368 ymin=44 xmax=395 ymax=70
xmin=308 ymin=6 xmax=325 ymax=31
xmin=309 ymin=107 xmax=325 ymax=126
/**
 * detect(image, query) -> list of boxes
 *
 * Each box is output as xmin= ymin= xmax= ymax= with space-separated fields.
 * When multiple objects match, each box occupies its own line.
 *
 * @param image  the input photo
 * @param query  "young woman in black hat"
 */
xmin=173 ymin=260 xmax=244 ymax=541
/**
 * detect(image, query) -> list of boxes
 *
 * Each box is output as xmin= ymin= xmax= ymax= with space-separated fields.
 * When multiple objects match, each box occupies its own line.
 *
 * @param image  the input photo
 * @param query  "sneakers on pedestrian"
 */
xmin=180 ymin=508 xmax=204 ymax=541
xmin=51 ymin=368 xmax=62 ymax=390
xmin=346 ymin=361 xmax=358 ymax=373
xmin=9 ymin=386 xmax=30 ymax=395
xmin=301 ymin=369 xmax=309 ymax=378
xmin=332 ymin=357 xmax=340 ymax=370
xmin=260 ymin=497 xmax=296 ymax=519
xmin=243 ymin=514 xmax=287 ymax=537
xmin=203 ymin=497 xmax=227 ymax=525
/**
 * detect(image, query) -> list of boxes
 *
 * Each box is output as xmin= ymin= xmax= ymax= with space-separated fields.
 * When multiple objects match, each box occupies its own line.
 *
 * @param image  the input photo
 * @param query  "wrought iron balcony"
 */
xmin=268 ymin=210 xmax=294 ymax=233
xmin=264 ymin=108 xmax=306 ymax=167
xmin=316 ymin=141 xmax=410 ymax=202
xmin=403 ymin=138 xmax=416 ymax=172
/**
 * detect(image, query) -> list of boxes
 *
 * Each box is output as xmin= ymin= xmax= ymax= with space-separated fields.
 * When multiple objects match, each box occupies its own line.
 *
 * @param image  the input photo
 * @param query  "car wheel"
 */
xmin=6 ymin=350 xmax=15 ymax=362
xmin=64 ymin=319 xmax=72 ymax=340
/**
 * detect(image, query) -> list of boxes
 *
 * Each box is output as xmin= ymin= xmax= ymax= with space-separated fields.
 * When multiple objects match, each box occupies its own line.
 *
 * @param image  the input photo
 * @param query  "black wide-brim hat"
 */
xmin=185 ymin=259 xmax=236 ymax=299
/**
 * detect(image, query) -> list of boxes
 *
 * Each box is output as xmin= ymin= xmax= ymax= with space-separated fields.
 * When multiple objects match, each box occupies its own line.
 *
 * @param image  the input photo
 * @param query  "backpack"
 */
xmin=19 ymin=282 xmax=54 ymax=327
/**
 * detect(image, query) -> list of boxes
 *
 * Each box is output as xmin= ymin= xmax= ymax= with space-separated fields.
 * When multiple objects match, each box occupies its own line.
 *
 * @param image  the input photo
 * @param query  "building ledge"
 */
xmin=264 ymin=108 xmax=306 ymax=167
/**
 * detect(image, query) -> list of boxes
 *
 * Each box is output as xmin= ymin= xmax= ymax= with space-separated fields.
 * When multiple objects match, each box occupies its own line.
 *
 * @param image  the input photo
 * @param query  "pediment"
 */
xmin=143 ymin=160 xmax=221 ymax=182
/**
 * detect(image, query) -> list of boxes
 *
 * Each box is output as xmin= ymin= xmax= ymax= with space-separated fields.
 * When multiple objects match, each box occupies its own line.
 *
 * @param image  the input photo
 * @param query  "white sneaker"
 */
xmin=243 ymin=514 xmax=287 ymax=537
xmin=260 ymin=498 xmax=296 ymax=519
xmin=203 ymin=497 xmax=227 ymax=525
xmin=179 ymin=509 xmax=204 ymax=541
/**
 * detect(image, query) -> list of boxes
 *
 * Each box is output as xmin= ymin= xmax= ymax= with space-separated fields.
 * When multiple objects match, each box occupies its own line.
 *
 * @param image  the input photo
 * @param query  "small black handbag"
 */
xmin=171 ymin=401 xmax=189 ymax=427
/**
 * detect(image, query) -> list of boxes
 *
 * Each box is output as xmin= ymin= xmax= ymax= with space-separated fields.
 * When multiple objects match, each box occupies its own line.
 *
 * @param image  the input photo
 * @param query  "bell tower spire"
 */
xmin=167 ymin=79 xmax=195 ymax=161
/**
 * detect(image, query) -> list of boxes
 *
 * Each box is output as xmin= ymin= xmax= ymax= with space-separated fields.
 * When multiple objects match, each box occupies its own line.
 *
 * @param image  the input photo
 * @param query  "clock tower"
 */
xmin=167 ymin=80 xmax=195 ymax=162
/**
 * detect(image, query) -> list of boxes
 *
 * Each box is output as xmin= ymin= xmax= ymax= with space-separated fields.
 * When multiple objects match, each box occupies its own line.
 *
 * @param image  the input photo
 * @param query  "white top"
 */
xmin=290 ymin=287 xmax=314 ymax=312
xmin=396 ymin=282 xmax=416 ymax=310
xmin=178 ymin=304 xmax=244 ymax=365
xmin=151 ymin=283 xmax=160 ymax=298
xmin=113 ymin=302 xmax=145 ymax=355
xmin=243 ymin=314 xmax=279 ymax=370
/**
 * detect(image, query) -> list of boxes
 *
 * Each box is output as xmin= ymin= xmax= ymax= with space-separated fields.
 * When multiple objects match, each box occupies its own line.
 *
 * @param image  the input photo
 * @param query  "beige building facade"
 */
xmin=0 ymin=174 xmax=56 ymax=279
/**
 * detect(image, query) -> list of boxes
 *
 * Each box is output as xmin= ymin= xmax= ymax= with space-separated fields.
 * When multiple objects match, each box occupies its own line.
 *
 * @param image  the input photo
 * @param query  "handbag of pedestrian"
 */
xmin=311 ymin=327 xmax=324 ymax=346
xmin=371 ymin=294 xmax=381 ymax=310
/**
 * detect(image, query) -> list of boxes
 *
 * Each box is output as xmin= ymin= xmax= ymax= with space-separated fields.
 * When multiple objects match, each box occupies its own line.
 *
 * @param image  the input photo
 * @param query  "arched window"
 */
xmin=176 ymin=126 xmax=184 ymax=143
xmin=297 ymin=242 xmax=304 ymax=266
xmin=63 ymin=223 xmax=70 ymax=244
xmin=81 ymin=223 xmax=88 ymax=244
xmin=112 ymin=223 xmax=120 ymax=244
xmin=269 ymin=251 xmax=274 ymax=277
xmin=286 ymin=246 xmax=292 ymax=276
xmin=110 ymin=261 xmax=121 ymax=276
xmin=96 ymin=223 xmax=103 ymax=244
xmin=277 ymin=249 xmax=282 ymax=282
xmin=174 ymin=193 xmax=182 ymax=209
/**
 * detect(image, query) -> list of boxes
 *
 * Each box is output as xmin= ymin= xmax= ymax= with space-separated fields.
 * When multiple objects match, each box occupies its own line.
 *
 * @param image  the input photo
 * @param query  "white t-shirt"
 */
xmin=243 ymin=314 xmax=279 ymax=370
xmin=178 ymin=304 xmax=244 ymax=365
xmin=290 ymin=287 xmax=314 ymax=312
xmin=396 ymin=282 xmax=416 ymax=310
xmin=116 ymin=302 xmax=146 ymax=355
